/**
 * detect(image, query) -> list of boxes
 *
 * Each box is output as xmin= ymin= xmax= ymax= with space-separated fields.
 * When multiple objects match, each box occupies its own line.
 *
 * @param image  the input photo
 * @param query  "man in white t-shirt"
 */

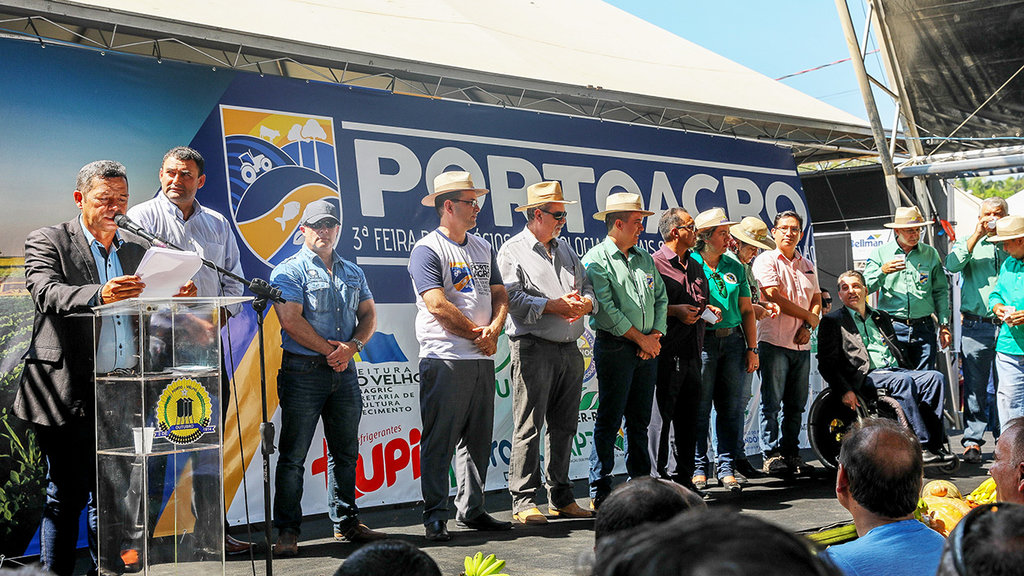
xmin=407 ymin=171 xmax=510 ymax=542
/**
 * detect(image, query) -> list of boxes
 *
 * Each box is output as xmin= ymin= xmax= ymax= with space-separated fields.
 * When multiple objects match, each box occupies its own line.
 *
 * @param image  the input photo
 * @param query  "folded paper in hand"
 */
xmin=136 ymin=247 xmax=202 ymax=297
xmin=700 ymin=307 xmax=719 ymax=324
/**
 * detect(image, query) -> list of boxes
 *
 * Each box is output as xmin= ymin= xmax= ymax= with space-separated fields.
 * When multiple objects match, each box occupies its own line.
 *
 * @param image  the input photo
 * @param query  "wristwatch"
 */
xmin=803 ymin=321 xmax=814 ymax=331
xmin=352 ymin=337 xmax=365 ymax=352
xmin=746 ymin=346 xmax=759 ymax=354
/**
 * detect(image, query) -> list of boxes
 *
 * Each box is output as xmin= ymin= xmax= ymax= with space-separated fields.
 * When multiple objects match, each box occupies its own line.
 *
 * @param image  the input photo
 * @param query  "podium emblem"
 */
xmin=156 ymin=377 xmax=215 ymax=444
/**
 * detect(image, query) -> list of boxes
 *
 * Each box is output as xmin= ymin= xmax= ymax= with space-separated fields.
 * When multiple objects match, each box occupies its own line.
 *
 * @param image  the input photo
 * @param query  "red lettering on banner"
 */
xmin=355 ymin=428 xmax=422 ymax=498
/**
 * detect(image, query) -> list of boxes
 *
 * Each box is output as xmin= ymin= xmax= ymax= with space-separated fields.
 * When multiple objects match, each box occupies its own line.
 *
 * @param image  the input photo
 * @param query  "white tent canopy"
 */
xmin=0 ymin=0 xmax=873 ymax=161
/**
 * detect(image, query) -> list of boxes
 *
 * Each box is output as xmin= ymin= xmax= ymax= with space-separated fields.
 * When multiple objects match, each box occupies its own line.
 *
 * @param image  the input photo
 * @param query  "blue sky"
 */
xmin=607 ymin=1 xmax=896 ymax=127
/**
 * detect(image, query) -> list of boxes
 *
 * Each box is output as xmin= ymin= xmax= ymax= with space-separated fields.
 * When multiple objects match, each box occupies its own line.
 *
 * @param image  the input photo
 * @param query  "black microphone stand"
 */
xmin=144 ymin=235 xmax=281 ymax=576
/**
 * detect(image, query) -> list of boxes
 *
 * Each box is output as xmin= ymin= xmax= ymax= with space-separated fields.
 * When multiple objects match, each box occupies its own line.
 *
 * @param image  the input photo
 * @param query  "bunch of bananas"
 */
xmin=966 ymin=478 xmax=997 ymax=506
xmin=463 ymin=552 xmax=508 ymax=576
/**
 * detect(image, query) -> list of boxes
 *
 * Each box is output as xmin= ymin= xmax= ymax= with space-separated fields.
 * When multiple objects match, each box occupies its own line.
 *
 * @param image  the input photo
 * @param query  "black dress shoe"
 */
xmin=735 ymin=459 xmax=766 ymax=479
xmin=424 ymin=520 xmax=451 ymax=542
xmin=456 ymin=513 xmax=513 ymax=531
xmin=923 ymin=448 xmax=952 ymax=464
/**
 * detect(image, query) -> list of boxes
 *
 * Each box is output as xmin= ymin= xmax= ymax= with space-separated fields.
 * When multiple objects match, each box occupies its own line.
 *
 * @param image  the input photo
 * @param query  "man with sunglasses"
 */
xmin=863 ymin=206 xmax=951 ymax=372
xmin=409 ymin=171 xmax=510 ymax=541
xmin=497 ymin=181 xmax=595 ymax=524
xmin=752 ymin=210 xmax=821 ymax=476
xmin=649 ymin=208 xmax=714 ymax=490
xmin=269 ymin=200 xmax=386 ymax=556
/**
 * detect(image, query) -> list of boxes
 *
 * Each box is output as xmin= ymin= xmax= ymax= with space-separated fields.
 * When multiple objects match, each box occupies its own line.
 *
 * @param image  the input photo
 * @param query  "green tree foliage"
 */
xmin=957 ymin=175 xmax=1024 ymax=199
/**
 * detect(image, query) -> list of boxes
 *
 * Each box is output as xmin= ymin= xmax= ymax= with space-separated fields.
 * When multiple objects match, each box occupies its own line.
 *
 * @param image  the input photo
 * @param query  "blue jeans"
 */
xmin=695 ymin=330 xmax=745 ymax=478
xmin=995 ymin=352 xmax=1024 ymax=432
xmin=274 ymin=353 xmax=363 ymax=535
xmin=891 ymin=317 xmax=937 ymax=371
xmin=36 ymin=417 xmax=98 ymax=576
xmin=960 ymin=319 xmax=997 ymax=446
xmin=589 ymin=333 xmax=656 ymax=501
xmin=758 ymin=342 xmax=810 ymax=458
xmin=866 ymin=368 xmax=945 ymax=448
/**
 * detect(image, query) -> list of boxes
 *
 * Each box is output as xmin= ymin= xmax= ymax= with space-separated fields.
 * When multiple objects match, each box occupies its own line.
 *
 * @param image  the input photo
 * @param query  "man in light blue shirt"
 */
xmin=822 ymin=419 xmax=943 ymax=576
xmin=269 ymin=200 xmax=385 ymax=556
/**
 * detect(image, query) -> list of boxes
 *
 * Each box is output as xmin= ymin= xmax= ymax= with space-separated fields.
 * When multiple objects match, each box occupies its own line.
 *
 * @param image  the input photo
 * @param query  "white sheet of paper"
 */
xmin=701 ymin=307 xmax=719 ymax=324
xmin=135 ymin=247 xmax=202 ymax=297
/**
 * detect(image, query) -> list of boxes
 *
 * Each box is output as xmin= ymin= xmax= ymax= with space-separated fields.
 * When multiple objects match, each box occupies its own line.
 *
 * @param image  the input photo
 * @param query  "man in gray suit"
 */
xmin=16 ymin=160 xmax=195 ymax=575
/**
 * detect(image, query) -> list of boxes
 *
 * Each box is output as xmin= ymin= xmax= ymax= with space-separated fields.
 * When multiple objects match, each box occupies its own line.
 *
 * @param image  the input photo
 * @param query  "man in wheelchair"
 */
xmin=818 ymin=270 xmax=952 ymax=463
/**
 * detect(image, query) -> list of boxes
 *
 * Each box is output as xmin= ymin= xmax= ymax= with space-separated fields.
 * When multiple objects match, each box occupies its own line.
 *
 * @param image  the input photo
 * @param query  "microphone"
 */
xmin=114 ymin=213 xmax=168 ymax=248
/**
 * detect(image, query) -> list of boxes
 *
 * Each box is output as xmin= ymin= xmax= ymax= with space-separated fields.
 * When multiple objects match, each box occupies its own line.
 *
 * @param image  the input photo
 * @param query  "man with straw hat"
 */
xmin=752 ymin=210 xmax=822 ymax=476
xmin=863 ymin=206 xmax=951 ymax=371
xmin=408 ymin=171 xmax=510 ymax=541
xmin=987 ymin=215 xmax=1024 ymax=431
xmin=946 ymin=197 xmax=1008 ymax=464
xmin=583 ymin=192 xmax=667 ymax=509
xmin=497 ymin=181 xmax=596 ymax=524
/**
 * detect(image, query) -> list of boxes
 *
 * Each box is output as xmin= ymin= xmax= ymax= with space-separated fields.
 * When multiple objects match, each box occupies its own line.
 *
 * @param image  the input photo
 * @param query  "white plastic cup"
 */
xmin=133 ymin=426 xmax=156 ymax=454
xmin=894 ymin=254 xmax=907 ymax=265
xmin=1001 ymin=306 xmax=1016 ymax=322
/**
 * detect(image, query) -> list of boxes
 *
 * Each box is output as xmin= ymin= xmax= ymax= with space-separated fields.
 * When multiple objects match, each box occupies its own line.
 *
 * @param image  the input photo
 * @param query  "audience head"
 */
xmin=595 ymin=509 xmax=840 ymax=576
xmin=993 ymin=417 xmax=1024 ymax=504
xmin=333 ymin=540 xmax=441 ymax=576
xmin=935 ymin=502 xmax=1024 ymax=576
xmin=837 ymin=418 xmax=923 ymax=519
xmin=594 ymin=477 xmax=705 ymax=542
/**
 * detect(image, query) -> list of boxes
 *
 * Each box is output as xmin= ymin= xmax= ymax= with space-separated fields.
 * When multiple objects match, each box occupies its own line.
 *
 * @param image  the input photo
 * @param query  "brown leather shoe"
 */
xmin=335 ymin=523 xmax=388 ymax=543
xmin=273 ymin=532 xmax=299 ymax=558
xmin=513 ymin=507 xmax=548 ymax=524
xmin=225 ymin=534 xmax=254 ymax=555
xmin=549 ymin=501 xmax=594 ymax=518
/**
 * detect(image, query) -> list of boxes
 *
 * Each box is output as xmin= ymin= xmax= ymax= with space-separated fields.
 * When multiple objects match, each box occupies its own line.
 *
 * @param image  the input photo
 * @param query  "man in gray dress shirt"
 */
xmin=497 ymin=181 xmax=596 ymax=524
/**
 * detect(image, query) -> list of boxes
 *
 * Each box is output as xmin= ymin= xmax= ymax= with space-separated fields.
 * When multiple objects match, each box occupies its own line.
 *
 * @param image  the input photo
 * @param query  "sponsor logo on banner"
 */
xmin=220 ymin=105 xmax=341 ymax=268
xmin=850 ymin=230 xmax=892 ymax=261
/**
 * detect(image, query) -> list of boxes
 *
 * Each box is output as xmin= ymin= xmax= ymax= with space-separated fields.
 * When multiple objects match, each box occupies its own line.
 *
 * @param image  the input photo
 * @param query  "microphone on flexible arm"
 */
xmin=113 ymin=213 xmax=172 ymax=248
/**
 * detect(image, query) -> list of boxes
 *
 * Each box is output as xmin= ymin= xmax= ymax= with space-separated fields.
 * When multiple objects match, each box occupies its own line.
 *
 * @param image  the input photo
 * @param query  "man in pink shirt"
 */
xmin=751 ymin=210 xmax=822 ymax=475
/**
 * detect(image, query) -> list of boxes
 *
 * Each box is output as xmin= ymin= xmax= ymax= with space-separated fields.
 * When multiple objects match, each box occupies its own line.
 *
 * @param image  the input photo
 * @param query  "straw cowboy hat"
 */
xmin=592 ymin=192 xmax=654 ymax=221
xmin=730 ymin=216 xmax=776 ymax=250
xmin=884 ymin=206 xmax=932 ymax=229
xmin=515 ymin=181 xmax=578 ymax=212
xmin=694 ymin=207 xmax=737 ymax=231
xmin=420 ymin=171 xmax=489 ymax=207
xmin=986 ymin=215 xmax=1024 ymax=243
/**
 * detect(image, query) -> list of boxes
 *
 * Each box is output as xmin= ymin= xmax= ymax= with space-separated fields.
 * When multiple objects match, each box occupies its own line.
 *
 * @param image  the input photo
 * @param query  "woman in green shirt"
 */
xmin=691 ymin=208 xmax=759 ymax=493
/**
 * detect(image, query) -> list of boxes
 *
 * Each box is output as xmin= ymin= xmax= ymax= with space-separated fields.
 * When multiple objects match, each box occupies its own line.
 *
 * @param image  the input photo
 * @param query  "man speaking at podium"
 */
xmin=15 ymin=161 xmax=196 ymax=576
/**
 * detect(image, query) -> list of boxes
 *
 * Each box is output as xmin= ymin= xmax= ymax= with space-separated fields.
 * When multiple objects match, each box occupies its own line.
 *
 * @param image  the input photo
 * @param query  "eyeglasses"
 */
xmin=539 ymin=208 xmax=568 ymax=221
xmin=450 ymin=198 xmax=479 ymax=209
xmin=775 ymin=225 xmax=801 ymax=234
xmin=675 ymin=224 xmax=696 ymax=233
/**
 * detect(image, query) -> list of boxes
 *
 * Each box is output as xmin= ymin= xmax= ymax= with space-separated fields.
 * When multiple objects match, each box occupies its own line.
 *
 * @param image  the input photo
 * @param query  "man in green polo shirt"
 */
xmin=946 ymin=197 xmax=1007 ymax=463
xmin=863 ymin=206 xmax=951 ymax=371
xmin=583 ymin=192 xmax=668 ymax=509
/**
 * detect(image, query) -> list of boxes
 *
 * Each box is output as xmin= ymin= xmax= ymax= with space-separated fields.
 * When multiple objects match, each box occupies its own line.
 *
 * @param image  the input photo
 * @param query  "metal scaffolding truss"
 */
xmin=0 ymin=3 xmax=880 ymax=164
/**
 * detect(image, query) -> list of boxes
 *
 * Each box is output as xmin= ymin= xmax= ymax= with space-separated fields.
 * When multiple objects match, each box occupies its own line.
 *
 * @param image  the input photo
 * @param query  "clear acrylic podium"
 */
xmin=93 ymin=297 xmax=250 ymax=576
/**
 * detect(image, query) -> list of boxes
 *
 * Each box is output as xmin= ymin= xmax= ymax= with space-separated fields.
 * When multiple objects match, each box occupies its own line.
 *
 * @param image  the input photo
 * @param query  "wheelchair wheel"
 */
xmin=808 ymin=388 xmax=867 ymax=471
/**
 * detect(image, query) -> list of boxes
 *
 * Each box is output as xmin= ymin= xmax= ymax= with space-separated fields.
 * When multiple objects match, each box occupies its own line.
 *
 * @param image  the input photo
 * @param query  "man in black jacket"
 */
xmin=817 ymin=270 xmax=948 ymax=461
xmin=16 ymin=160 xmax=195 ymax=575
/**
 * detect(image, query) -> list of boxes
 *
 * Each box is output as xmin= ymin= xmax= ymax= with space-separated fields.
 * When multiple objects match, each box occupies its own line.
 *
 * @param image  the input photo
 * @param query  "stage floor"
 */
xmin=66 ymin=432 xmax=996 ymax=576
